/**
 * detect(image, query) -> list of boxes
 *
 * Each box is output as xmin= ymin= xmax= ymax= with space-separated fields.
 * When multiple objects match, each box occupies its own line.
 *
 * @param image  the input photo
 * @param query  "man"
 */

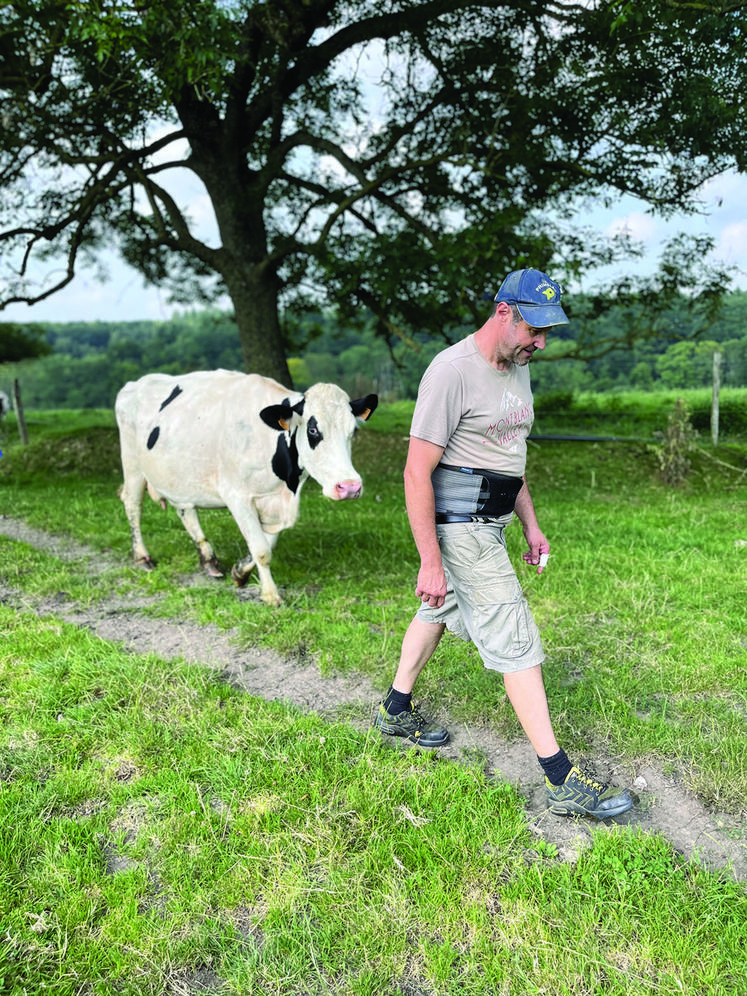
xmin=374 ymin=268 xmax=633 ymax=820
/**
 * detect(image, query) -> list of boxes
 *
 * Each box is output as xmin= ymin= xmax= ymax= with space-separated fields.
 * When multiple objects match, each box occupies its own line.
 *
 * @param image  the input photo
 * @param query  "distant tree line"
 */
xmin=0 ymin=291 xmax=745 ymax=411
xmin=531 ymin=289 xmax=747 ymax=396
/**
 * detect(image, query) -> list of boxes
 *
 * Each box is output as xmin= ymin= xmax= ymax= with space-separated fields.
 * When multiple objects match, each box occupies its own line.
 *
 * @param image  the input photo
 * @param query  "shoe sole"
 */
xmin=549 ymin=796 xmax=634 ymax=820
xmin=374 ymin=721 xmax=449 ymax=748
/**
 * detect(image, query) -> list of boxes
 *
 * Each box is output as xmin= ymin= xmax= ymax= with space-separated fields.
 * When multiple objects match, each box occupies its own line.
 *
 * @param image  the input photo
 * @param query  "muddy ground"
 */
xmin=1 ymin=514 xmax=744 ymax=882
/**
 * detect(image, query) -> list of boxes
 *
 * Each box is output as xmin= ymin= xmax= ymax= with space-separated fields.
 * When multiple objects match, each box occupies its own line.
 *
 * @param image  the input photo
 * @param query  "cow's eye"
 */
xmin=306 ymin=416 xmax=323 ymax=448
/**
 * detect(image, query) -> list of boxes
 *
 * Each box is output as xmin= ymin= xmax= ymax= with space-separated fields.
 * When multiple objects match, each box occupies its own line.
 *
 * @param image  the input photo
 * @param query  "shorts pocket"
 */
xmin=463 ymin=579 xmax=534 ymax=659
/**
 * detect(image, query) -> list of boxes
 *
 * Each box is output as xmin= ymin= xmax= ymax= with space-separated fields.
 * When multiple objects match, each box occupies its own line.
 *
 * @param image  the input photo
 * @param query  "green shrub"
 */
xmin=0 ymin=427 xmax=121 ymax=480
xmin=689 ymin=397 xmax=747 ymax=437
xmin=532 ymin=389 xmax=576 ymax=415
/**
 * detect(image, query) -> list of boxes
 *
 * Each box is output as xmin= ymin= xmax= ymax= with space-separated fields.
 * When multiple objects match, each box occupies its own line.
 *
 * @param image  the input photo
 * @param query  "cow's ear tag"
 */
xmin=279 ymin=417 xmax=291 ymax=431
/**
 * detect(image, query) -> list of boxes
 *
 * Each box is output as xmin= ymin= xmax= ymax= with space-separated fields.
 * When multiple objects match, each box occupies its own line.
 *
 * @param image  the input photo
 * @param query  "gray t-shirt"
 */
xmin=410 ymin=334 xmax=534 ymax=478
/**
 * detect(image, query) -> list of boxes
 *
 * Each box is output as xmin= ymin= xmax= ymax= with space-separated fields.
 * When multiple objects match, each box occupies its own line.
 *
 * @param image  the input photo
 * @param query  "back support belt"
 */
xmin=431 ymin=463 xmax=523 ymax=519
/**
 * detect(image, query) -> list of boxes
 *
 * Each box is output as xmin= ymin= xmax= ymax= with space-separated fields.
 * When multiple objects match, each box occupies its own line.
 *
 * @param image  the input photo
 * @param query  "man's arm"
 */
xmin=514 ymin=476 xmax=550 ymax=574
xmin=403 ymin=436 xmax=447 ymax=607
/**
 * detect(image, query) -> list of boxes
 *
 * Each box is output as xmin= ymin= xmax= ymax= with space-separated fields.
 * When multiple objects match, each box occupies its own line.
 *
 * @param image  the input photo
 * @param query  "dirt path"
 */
xmin=1 ymin=514 xmax=745 ymax=881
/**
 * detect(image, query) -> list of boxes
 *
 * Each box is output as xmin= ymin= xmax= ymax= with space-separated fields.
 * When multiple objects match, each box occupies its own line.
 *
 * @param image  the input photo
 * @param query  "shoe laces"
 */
xmin=573 ymin=769 xmax=605 ymax=793
xmin=408 ymin=704 xmax=427 ymax=725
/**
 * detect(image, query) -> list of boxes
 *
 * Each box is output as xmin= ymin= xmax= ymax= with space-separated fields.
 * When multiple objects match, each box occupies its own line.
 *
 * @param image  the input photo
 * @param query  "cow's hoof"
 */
xmin=201 ymin=557 xmax=225 ymax=579
xmin=231 ymin=564 xmax=250 ymax=587
xmin=135 ymin=557 xmax=155 ymax=571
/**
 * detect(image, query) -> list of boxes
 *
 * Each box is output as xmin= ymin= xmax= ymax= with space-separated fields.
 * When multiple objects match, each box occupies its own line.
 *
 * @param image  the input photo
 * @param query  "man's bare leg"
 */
xmin=374 ymin=617 xmax=449 ymax=747
xmin=503 ymin=664 xmax=560 ymax=758
xmin=391 ymin=617 xmax=446 ymax=694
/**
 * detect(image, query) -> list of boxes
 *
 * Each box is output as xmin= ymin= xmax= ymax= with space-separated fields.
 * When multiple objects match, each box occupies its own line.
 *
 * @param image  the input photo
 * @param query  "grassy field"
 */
xmin=0 ymin=393 xmax=745 ymax=995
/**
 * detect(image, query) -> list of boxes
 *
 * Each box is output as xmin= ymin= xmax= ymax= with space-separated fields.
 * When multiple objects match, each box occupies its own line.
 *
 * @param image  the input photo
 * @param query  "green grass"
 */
xmin=0 ymin=397 xmax=746 ymax=993
xmin=1 ymin=606 xmax=745 ymax=995
xmin=0 ymin=404 xmax=745 ymax=809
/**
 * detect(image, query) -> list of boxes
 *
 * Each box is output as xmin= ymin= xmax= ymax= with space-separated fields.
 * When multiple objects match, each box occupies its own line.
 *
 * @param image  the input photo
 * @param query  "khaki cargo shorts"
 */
xmin=416 ymin=520 xmax=544 ymax=673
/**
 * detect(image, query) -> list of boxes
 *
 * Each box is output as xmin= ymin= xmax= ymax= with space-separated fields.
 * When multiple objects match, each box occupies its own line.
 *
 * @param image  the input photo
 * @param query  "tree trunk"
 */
xmin=181 ymin=100 xmax=293 ymax=388
xmin=711 ymin=350 xmax=722 ymax=447
xmin=225 ymin=264 xmax=292 ymax=387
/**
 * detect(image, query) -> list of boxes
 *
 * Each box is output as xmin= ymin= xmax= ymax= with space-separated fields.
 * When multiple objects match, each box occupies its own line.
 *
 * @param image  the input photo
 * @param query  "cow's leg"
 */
xmin=119 ymin=473 xmax=153 ymax=569
xmin=231 ymin=531 xmax=280 ymax=604
xmin=177 ymin=507 xmax=224 ymax=578
xmin=225 ymin=502 xmax=282 ymax=605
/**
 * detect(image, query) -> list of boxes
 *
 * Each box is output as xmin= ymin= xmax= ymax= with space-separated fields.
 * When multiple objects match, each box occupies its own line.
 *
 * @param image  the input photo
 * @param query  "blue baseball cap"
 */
xmin=494 ymin=268 xmax=569 ymax=327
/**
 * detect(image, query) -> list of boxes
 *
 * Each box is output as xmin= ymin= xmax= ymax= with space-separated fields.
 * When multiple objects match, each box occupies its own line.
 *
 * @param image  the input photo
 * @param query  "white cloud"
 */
xmin=699 ymin=170 xmax=747 ymax=210
xmin=577 ymin=170 xmax=747 ymax=292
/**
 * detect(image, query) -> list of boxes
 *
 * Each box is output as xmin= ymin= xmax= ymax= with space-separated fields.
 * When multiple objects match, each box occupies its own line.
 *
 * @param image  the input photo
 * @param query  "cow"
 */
xmin=115 ymin=370 xmax=377 ymax=605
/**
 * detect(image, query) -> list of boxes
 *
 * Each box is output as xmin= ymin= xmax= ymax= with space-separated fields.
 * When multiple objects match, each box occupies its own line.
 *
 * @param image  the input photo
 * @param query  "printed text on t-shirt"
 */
xmin=484 ymin=402 xmax=533 ymax=447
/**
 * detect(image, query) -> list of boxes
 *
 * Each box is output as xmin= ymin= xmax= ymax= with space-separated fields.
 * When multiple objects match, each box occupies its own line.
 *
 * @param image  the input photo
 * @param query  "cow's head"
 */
xmin=260 ymin=384 xmax=377 ymax=498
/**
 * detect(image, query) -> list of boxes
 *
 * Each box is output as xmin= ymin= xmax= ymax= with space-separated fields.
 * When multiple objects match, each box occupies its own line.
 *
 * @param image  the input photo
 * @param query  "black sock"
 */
xmin=383 ymin=686 xmax=412 ymax=715
xmin=538 ymin=748 xmax=573 ymax=786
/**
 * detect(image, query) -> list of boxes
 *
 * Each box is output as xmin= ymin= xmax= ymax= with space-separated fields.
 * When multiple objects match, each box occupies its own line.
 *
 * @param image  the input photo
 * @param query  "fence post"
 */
xmin=711 ymin=351 xmax=722 ymax=447
xmin=12 ymin=378 xmax=29 ymax=446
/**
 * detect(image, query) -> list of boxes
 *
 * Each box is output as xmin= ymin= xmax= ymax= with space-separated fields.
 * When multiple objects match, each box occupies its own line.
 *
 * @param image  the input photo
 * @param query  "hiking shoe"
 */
xmin=373 ymin=702 xmax=450 ymax=748
xmin=546 ymin=766 xmax=633 ymax=820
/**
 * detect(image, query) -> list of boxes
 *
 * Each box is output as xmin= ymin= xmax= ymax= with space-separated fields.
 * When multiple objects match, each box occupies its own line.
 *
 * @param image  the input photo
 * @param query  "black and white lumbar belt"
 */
xmin=431 ymin=464 xmax=523 ymax=521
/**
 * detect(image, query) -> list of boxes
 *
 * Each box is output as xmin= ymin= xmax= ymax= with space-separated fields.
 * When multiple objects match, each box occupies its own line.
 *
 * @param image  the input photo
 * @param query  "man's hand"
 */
xmin=522 ymin=524 xmax=550 ymax=575
xmin=415 ymin=564 xmax=448 ymax=607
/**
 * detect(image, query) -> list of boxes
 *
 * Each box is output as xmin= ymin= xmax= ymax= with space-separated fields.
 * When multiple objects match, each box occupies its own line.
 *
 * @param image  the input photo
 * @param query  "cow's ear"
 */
xmin=260 ymin=403 xmax=293 ymax=432
xmin=350 ymin=394 xmax=378 ymax=421
xmin=260 ymin=396 xmax=305 ymax=431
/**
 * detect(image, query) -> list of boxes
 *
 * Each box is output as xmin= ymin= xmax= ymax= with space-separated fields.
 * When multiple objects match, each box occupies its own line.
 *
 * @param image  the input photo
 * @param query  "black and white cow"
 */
xmin=115 ymin=370 xmax=377 ymax=605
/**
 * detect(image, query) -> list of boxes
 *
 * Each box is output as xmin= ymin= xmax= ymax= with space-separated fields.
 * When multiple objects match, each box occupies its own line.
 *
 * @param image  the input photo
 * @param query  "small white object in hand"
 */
xmin=539 ymin=553 xmax=549 ymax=568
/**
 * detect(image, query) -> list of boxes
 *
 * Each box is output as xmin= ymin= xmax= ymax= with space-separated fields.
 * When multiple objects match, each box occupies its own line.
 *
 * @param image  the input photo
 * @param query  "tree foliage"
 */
xmin=1 ymin=0 xmax=746 ymax=383
xmin=0 ymin=323 xmax=52 ymax=364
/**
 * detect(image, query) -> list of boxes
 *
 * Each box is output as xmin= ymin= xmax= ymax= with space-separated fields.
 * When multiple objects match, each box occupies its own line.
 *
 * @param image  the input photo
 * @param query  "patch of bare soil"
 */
xmin=1 ymin=514 xmax=745 ymax=881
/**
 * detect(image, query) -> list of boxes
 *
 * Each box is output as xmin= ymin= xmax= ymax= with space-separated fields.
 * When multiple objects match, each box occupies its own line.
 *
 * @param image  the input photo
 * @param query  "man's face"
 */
xmin=508 ymin=318 xmax=548 ymax=365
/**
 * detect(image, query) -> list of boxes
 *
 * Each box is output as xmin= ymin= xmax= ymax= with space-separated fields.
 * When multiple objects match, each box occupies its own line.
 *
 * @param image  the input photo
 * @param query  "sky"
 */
xmin=2 ymin=167 xmax=747 ymax=327
xmin=575 ymin=170 xmax=747 ymax=296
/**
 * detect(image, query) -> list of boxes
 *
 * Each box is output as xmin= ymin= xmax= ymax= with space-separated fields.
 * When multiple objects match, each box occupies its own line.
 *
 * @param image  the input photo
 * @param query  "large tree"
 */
xmin=1 ymin=0 xmax=746 ymax=384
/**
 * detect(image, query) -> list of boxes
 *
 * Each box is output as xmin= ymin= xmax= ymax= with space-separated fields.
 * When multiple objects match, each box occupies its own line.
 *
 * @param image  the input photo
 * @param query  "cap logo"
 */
xmin=541 ymin=287 xmax=555 ymax=300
